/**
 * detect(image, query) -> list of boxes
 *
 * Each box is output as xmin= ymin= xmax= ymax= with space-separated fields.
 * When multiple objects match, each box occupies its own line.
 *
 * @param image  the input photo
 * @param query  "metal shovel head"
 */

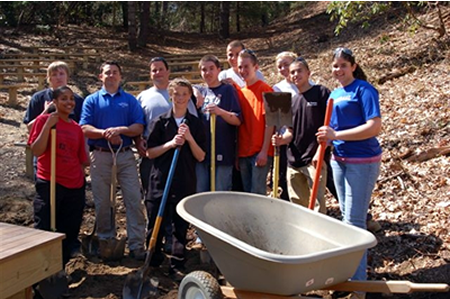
xmin=123 ymin=269 xmax=159 ymax=299
xmin=80 ymin=230 xmax=100 ymax=257
xmin=98 ymin=234 xmax=126 ymax=261
xmin=37 ymin=270 xmax=68 ymax=299
xmin=263 ymin=92 xmax=293 ymax=129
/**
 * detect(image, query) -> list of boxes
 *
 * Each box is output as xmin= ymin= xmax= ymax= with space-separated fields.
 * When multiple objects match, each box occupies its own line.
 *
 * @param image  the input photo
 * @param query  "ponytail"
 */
xmin=353 ymin=65 xmax=367 ymax=81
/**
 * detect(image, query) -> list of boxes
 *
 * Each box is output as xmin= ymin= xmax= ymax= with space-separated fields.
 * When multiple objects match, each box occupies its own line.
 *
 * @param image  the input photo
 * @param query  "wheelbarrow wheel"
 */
xmin=178 ymin=271 xmax=223 ymax=299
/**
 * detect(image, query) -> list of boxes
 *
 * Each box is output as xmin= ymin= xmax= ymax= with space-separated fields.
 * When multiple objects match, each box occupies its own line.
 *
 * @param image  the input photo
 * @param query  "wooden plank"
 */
xmin=5 ymin=287 xmax=32 ymax=299
xmin=0 ymin=223 xmax=64 ymax=299
xmin=221 ymin=286 xmax=320 ymax=299
xmin=0 ymin=84 xmax=32 ymax=106
xmin=327 ymin=280 xmax=450 ymax=294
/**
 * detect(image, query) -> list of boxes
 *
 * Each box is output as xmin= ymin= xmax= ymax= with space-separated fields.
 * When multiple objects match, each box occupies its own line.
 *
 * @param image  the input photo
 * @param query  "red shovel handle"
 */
xmin=308 ymin=98 xmax=334 ymax=210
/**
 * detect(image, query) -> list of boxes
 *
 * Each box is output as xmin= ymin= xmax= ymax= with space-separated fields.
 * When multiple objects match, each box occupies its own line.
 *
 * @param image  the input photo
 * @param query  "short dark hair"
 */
xmin=198 ymin=55 xmax=221 ymax=69
xmin=100 ymin=61 xmax=122 ymax=74
xmin=150 ymin=57 xmax=169 ymax=70
xmin=228 ymin=40 xmax=245 ymax=50
xmin=291 ymin=56 xmax=310 ymax=71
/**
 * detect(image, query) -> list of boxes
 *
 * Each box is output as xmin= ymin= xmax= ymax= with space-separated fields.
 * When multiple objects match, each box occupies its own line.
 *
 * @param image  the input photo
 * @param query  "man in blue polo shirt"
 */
xmin=80 ymin=61 xmax=147 ymax=260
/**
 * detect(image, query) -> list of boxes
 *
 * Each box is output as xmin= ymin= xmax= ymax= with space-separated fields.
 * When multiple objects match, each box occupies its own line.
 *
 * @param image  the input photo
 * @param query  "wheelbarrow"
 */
xmin=176 ymin=192 xmax=449 ymax=298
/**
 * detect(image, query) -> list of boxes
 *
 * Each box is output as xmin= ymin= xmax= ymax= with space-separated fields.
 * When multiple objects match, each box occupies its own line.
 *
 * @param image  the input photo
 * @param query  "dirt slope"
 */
xmin=1 ymin=2 xmax=449 ymax=298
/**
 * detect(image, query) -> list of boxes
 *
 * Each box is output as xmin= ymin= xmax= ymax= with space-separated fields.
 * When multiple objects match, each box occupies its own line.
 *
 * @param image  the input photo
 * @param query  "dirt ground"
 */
xmin=1 ymin=2 xmax=449 ymax=299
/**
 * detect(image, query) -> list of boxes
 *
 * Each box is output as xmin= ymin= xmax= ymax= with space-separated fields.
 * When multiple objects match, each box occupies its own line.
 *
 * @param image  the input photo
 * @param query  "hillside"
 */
xmin=0 ymin=2 xmax=449 ymax=299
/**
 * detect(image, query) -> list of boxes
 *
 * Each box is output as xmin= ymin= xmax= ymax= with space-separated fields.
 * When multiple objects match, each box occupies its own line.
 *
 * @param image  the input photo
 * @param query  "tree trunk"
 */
xmin=154 ymin=1 xmax=161 ymax=30
xmin=219 ymin=1 xmax=230 ymax=38
xmin=200 ymin=3 xmax=205 ymax=33
xmin=128 ymin=1 xmax=137 ymax=52
xmin=161 ymin=1 xmax=168 ymax=30
xmin=236 ymin=2 xmax=240 ymax=32
xmin=122 ymin=2 xmax=128 ymax=29
xmin=138 ymin=1 xmax=150 ymax=47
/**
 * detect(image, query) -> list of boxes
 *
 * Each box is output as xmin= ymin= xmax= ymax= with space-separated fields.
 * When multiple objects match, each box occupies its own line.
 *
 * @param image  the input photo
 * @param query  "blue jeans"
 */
xmin=331 ymin=159 xmax=380 ymax=281
xmin=239 ymin=154 xmax=273 ymax=195
xmin=196 ymin=161 xmax=233 ymax=192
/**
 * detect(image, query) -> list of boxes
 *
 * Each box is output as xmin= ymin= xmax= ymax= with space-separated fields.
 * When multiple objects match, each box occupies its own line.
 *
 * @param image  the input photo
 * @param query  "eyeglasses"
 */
xmin=334 ymin=47 xmax=353 ymax=57
xmin=239 ymin=48 xmax=257 ymax=57
xmin=294 ymin=56 xmax=310 ymax=70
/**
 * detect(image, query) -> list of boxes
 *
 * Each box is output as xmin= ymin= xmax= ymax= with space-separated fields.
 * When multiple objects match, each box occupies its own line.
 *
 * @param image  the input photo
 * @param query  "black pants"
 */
xmin=34 ymin=178 xmax=85 ymax=266
xmin=278 ymin=145 xmax=289 ymax=201
xmin=139 ymin=157 xmax=153 ymax=197
xmin=145 ymin=196 xmax=188 ymax=269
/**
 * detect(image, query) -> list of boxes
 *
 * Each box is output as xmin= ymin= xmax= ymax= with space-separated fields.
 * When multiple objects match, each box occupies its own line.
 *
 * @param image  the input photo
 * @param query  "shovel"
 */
xmin=263 ymin=92 xmax=292 ymax=198
xmin=210 ymin=113 xmax=216 ymax=191
xmin=98 ymin=140 xmax=127 ymax=261
xmin=308 ymin=98 xmax=333 ymax=210
xmin=80 ymin=220 xmax=99 ymax=257
xmin=123 ymin=122 xmax=185 ymax=299
xmin=38 ymin=125 xmax=69 ymax=299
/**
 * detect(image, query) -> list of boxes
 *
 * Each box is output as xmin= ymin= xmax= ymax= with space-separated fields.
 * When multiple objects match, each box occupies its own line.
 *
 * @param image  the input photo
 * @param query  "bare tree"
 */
xmin=128 ymin=1 xmax=137 ymax=51
xmin=219 ymin=1 xmax=230 ymax=38
xmin=200 ymin=3 xmax=205 ymax=33
xmin=138 ymin=2 xmax=150 ymax=47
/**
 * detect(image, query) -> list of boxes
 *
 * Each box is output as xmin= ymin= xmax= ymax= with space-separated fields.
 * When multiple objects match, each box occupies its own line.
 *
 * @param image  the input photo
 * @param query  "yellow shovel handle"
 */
xmin=210 ymin=114 xmax=216 ymax=191
xmin=50 ymin=127 xmax=56 ymax=231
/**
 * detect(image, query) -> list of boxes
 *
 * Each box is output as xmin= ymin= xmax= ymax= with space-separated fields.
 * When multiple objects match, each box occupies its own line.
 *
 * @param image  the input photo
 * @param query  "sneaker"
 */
xmin=191 ymin=236 xmax=204 ymax=250
xmin=367 ymin=219 xmax=382 ymax=233
xmin=169 ymin=267 xmax=185 ymax=282
xmin=129 ymin=248 xmax=147 ymax=261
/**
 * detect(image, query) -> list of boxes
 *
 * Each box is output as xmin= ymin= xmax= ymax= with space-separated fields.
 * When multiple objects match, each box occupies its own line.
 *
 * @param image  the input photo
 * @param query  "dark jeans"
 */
xmin=278 ymin=145 xmax=289 ymax=201
xmin=34 ymin=178 xmax=85 ymax=266
xmin=231 ymin=165 xmax=244 ymax=191
xmin=145 ymin=198 xmax=188 ymax=269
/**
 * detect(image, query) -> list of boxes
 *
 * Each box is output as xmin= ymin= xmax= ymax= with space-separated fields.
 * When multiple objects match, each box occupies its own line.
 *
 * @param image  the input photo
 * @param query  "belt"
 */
xmin=94 ymin=146 xmax=131 ymax=153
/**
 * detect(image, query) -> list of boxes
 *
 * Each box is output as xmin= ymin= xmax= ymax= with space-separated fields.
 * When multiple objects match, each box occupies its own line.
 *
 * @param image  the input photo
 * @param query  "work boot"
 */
xmin=129 ymin=248 xmax=147 ymax=261
xmin=367 ymin=219 xmax=382 ymax=233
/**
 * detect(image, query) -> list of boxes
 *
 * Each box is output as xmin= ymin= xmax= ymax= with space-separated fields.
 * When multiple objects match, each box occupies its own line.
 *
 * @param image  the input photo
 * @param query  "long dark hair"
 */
xmin=333 ymin=47 xmax=367 ymax=81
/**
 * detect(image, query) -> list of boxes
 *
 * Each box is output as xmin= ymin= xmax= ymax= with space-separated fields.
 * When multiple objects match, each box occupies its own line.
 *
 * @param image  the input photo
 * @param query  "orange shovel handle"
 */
xmin=308 ymin=98 xmax=334 ymax=210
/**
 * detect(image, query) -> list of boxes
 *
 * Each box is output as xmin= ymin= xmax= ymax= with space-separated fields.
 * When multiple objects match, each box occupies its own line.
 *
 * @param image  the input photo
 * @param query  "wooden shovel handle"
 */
xmin=328 ymin=280 xmax=449 ymax=293
xmin=308 ymin=98 xmax=333 ymax=210
xmin=50 ymin=127 xmax=56 ymax=231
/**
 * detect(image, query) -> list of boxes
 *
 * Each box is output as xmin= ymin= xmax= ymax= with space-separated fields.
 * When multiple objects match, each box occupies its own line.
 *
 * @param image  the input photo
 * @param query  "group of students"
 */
xmin=25 ymin=40 xmax=381 ymax=298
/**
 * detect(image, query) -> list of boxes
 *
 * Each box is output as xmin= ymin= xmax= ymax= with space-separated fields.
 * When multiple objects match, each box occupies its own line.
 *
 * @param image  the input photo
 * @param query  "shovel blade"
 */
xmin=37 ymin=270 xmax=68 ymax=299
xmin=80 ymin=232 xmax=100 ymax=257
xmin=98 ymin=235 xmax=126 ymax=261
xmin=263 ymin=92 xmax=293 ymax=130
xmin=123 ymin=270 xmax=159 ymax=299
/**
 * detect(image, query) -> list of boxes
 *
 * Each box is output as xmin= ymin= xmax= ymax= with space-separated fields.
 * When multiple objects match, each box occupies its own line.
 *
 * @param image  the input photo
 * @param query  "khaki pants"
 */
xmin=286 ymin=163 xmax=327 ymax=214
xmin=90 ymin=149 xmax=147 ymax=251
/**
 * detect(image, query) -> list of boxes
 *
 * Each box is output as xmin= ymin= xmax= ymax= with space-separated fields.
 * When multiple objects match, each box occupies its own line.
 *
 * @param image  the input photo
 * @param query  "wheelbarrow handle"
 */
xmin=308 ymin=98 xmax=333 ymax=210
xmin=328 ymin=280 xmax=449 ymax=293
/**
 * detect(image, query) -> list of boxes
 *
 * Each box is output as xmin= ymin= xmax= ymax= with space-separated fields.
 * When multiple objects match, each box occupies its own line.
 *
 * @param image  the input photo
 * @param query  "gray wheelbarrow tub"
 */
xmin=176 ymin=192 xmax=377 ymax=296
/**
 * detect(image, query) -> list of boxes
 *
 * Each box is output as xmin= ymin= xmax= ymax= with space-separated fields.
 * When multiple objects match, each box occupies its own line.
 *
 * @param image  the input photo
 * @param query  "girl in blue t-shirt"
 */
xmin=316 ymin=47 xmax=382 ymax=292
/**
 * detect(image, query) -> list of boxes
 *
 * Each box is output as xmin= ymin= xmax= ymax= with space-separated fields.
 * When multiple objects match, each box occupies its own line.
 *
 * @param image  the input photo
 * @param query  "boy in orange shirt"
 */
xmin=237 ymin=50 xmax=274 ymax=195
